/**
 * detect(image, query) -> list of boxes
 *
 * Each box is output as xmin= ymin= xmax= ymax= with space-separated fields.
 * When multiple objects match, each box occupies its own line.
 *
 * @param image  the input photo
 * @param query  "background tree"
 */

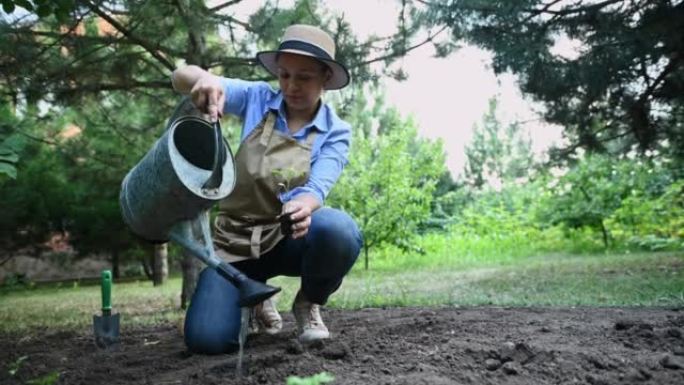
xmin=463 ymin=97 xmax=535 ymax=188
xmin=328 ymin=91 xmax=447 ymax=269
xmin=0 ymin=105 xmax=76 ymax=260
xmin=0 ymin=105 xmax=24 ymax=180
xmin=419 ymin=0 xmax=684 ymax=162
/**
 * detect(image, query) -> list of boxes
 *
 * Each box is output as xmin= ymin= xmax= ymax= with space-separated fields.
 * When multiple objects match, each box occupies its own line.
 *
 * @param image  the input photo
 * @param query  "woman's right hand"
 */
xmin=190 ymin=74 xmax=225 ymax=122
xmin=172 ymin=65 xmax=225 ymax=122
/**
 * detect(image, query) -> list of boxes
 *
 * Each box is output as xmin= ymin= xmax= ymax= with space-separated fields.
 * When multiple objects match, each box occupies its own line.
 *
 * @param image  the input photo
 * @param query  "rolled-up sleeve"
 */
xmin=220 ymin=78 xmax=273 ymax=120
xmin=281 ymin=122 xmax=351 ymax=204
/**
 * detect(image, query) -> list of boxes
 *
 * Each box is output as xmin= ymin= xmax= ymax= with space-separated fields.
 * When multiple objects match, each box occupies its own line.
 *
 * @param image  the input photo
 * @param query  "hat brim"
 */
xmin=256 ymin=50 xmax=350 ymax=90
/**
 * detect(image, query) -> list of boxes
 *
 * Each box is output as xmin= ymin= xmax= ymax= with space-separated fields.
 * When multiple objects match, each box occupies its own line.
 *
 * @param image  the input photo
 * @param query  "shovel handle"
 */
xmin=101 ymin=270 xmax=112 ymax=314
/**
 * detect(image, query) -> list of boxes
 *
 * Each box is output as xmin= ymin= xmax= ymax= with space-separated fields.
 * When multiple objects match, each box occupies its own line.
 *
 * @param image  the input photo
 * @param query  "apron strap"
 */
xmin=259 ymin=112 xmax=277 ymax=146
xmin=250 ymin=225 xmax=263 ymax=258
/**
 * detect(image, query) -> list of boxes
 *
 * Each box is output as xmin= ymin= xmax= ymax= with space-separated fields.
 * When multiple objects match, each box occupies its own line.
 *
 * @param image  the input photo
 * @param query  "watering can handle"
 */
xmin=201 ymin=119 xmax=226 ymax=191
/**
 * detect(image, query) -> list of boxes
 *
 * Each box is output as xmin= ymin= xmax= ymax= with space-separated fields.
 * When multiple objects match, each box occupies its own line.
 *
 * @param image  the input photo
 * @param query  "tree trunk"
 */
xmin=141 ymin=253 xmax=153 ymax=279
xmin=153 ymin=243 xmax=168 ymax=286
xmin=180 ymin=251 xmax=201 ymax=309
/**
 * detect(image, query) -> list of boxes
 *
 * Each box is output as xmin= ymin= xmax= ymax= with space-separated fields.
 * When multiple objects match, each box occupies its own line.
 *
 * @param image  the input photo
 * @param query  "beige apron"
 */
xmin=214 ymin=111 xmax=317 ymax=263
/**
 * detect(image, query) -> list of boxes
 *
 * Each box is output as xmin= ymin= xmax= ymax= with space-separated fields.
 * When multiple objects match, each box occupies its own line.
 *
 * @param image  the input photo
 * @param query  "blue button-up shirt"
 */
xmin=220 ymin=77 xmax=351 ymax=204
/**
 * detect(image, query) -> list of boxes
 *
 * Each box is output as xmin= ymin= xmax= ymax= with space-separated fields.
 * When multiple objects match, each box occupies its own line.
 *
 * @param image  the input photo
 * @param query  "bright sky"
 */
xmin=226 ymin=0 xmax=567 ymax=176
xmin=319 ymin=0 xmax=564 ymax=177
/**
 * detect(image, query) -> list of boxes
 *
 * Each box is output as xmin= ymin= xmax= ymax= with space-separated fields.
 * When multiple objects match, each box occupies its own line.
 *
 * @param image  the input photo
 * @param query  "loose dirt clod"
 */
xmin=501 ymin=361 xmax=520 ymax=375
xmin=499 ymin=341 xmax=535 ymax=363
xmin=586 ymin=373 xmax=611 ymax=385
xmin=320 ymin=341 xmax=350 ymax=360
xmin=484 ymin=358 xmax=501 ymax=371
xmin=615 ymin=320 xmax=637 ymax=330
xmin=665 ymin=327 xmax=682 ymax=339
xmin=284 ymin=339 xmax=304 ymax=355
xmin=660 ymin=354 xmax=684 ymax=370
xmin=626 ymin=367 xmax=652 ymax=381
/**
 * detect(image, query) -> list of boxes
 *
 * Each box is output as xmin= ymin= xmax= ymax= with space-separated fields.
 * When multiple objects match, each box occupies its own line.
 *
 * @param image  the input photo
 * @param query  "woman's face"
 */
xmin=276 ymin=53 xmax=330 ymax=116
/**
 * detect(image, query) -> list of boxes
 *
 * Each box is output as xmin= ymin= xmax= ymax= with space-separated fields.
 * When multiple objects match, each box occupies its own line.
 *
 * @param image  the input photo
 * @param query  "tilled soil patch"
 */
xmin=2 ymin=306 xmax=684 ymax=384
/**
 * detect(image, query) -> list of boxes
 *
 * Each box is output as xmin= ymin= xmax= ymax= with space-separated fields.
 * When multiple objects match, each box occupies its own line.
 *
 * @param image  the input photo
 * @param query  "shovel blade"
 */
xmin=93 ymin=313 xmax=120 ymax=348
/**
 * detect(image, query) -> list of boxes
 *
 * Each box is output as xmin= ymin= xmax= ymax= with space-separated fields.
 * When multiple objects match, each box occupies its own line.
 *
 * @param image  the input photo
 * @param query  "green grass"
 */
xmin=1 ymin=251 xmax=682 ymax=334
xmin=0 ymin=278 xmax=185 ymax=333
xmin=364 ymin=226 xmax=608 ymax=273
xmin=326 ymin=251 xmax=684 ymax=308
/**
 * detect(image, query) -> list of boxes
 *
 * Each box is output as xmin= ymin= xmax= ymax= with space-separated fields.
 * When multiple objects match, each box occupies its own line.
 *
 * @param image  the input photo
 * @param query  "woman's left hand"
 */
xmin=280 ymin=195 xmax=320 ymax=239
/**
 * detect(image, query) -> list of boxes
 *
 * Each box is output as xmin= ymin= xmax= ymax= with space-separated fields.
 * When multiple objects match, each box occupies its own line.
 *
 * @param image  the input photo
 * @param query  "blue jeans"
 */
xmin=184 ymin=208 xmax=362 ymax=354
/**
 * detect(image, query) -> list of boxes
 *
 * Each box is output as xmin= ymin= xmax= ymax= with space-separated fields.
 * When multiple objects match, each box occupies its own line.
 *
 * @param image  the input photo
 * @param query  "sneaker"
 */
xmin=292 ymin=290 xmax=330 ymax=343
xmin=249 ymin=297 xmax=282 ymax=335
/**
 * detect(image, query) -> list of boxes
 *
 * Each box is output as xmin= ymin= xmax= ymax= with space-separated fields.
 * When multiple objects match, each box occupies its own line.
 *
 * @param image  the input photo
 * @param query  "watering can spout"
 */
xmin=215 ymin=262 xmax=281 ymax=307
xmin=168 ymin=212 xmax=281 ymax=307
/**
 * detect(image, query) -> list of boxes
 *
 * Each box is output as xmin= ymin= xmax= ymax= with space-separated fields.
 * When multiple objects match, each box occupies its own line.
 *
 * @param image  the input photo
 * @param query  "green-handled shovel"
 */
xmin=93 ymin=270 xmax=120 ymax=348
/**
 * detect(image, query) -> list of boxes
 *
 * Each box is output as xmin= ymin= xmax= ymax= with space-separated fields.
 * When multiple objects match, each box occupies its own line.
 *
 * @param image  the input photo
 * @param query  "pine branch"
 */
xmin=12 ymin=28 xmax=187 ymax=57
xmin=206 ymin=56 xmax=257 ymax=68
xmin=78 ymin=0 xmax=176 ymax=71
xmin=172 ymin=0 xmax=207 ymax=66
xmin=521 ymin=0 xmax=563 ymax=23
xmin=15 ymin=129 xmax=60 ymax=146
xmin=551 ymin=129 xmax=631 ymax=160
xmin=209 ymin=0 xmax=244 ymax=13
xmin=354 ymin=26 xmax=448 ymax=68
xmin=637 ymin=54 xmax=681 ymax=104
xmin=527 ymin=0 xmax=624 ymax=17
xmin=55 ymin=80 xmax=171 ymax=95
xmin=210 ymin=13 xmax=254 ymax=32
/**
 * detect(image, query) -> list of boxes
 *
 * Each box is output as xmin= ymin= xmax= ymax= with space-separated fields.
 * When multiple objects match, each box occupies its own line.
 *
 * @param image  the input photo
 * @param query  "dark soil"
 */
xmin=2 ymin=307 xmax=684 ymax=385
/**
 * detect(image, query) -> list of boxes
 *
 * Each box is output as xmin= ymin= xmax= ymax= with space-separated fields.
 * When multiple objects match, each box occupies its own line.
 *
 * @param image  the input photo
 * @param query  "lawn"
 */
xmin=0 ymin=251 xmax=682 ymax=334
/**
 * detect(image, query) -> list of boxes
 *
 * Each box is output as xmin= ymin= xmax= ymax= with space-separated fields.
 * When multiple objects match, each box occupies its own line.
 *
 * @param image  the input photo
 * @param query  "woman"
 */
xmin=172 ymin=24 xmax=362 ymax=354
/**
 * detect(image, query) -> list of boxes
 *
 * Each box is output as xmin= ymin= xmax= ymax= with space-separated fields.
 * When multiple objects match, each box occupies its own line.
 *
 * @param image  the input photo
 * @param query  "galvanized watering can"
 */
xmin=120 ymin=98 xmax=280 ymax=307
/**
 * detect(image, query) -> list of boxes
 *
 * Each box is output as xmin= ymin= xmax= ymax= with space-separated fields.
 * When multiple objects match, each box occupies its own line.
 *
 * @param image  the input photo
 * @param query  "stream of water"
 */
xmin=236 ymin=307 xmax=250 ymax=376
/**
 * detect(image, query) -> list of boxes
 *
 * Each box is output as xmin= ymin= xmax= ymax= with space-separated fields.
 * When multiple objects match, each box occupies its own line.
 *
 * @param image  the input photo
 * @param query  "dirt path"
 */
xmin=2 ymin=306 xmax=683 ymax=385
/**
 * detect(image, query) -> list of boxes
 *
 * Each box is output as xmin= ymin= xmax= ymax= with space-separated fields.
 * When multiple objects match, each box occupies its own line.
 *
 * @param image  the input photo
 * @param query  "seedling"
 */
xmin=272 ymin=167 xmax=304 ymax=194
xmin=286 ymin=372 xmax=334 ymax=385
xmin=7 ymin=355 xmax=28 ymax=376
xmin=26 ymin=371 xmax=60 ymax=385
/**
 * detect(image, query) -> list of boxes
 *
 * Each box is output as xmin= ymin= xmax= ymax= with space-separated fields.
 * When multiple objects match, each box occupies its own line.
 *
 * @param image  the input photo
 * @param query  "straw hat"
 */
xmin=256 ymin=24 xmax=350 ymax=90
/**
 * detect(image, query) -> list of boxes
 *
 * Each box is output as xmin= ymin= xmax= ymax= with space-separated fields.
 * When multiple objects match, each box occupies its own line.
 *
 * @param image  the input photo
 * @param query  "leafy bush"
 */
xmin=607 ymin=179 xmax=684 ymax=251
xmin=536 ymin=154 xmax=678 ymax=248
xmin=363 ymin=181 xmax=608 ymax=272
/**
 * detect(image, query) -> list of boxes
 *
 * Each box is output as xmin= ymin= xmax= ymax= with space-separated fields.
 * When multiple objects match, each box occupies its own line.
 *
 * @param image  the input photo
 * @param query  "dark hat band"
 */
xmin=278 ymin=40 xmax=333 ymax=61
